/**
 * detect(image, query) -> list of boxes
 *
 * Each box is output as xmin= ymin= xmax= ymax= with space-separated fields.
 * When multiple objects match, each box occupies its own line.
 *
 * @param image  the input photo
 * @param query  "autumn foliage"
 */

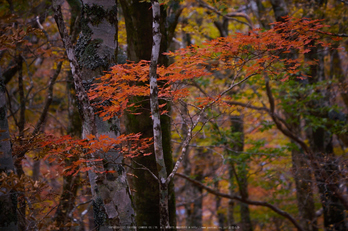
xmin=89 ymin=18 xmax=330 ymax=117
xmin=38 ymin=18 xmax=336 ymax=177
xmin=1 ymin=8 xmax=345 ymax=229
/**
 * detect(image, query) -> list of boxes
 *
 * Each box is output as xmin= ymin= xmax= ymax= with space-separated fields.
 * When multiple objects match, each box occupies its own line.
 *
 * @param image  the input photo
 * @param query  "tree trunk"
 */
xmin=55 ymin=1 xmax=82 ymax=229
xmin=149 ymin=1 xmax=170 ymax=228
xmin=291 ymin=138 xmax=317 ymax=231
xmin=53 ymin=1 xmax=136 ymax=229
xmin=77 ymin=0 xmax=136 ymax=229
xmin=215 ymin=181 xmax=226 ymax=231
xmin=305 ymin=40 xmax=346 ymax=231
xmin=229 ymin=116 xmax=253 ymax=231
xmin=183 ymin=146 xmax=203 ymax=230
xmin=248 ymin=0 xmax=271 ymax=30
xmin=119 ymin=0 xmax=176 ymax=228
xmin=270 ymin=0 xmax=288 ymax=22
xmin=269 ymin=2 xmax=318 ymax=230
xmin=55 ymin=73 xmax=82 ymax=230
xmin=0 ymin=79 xmax=18 ymax=231
xmin=330 ymin=43 xmax=348 ymax=147
xmin=214 ymin=18 xmax=252 ymax=230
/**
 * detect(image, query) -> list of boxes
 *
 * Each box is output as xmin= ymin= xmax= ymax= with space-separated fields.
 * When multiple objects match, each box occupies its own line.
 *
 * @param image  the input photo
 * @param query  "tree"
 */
xmin=0 ymin=79 xmax=18 ymax=231
xmin=90 ymin=16 xmax=336 ymax=231
xmin=119 ymin=0 xmax=178 ymax=227
xmin=1 ymin=1 xmax=348 ymax=230
xmin=52 ymin=0 xmax=136 ymax=229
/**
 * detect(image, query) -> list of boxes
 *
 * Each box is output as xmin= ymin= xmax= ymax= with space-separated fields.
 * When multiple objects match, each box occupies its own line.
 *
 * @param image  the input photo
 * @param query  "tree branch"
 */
xmin=32 ymin=61 xmax=62 ymax=135
xmin=264 ymin=78 xmax=348 ymax=210
xmin=197 ymin=0 xmax=253 ymax=29
xmin=175 ymin=172 xmax=304 ymax=231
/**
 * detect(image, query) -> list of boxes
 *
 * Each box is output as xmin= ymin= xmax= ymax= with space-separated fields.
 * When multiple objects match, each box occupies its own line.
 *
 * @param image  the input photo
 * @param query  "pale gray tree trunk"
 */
xmin=52 ymin=1 xmax=136 ymax=230
xmin=248 ymin=0 xmax=271 ymax=29
xmin=149 ymin=0 xmax=170 ymax=228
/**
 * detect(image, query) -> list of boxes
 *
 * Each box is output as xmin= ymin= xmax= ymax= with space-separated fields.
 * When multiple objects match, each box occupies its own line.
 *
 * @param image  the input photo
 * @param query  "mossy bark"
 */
xmin=74 ymin=1 xmax=136 ymax=229
xmin=55 ymin=2 xmax=82 ymax=229
xmin=119 ymin=0 xmax=176 ymax=228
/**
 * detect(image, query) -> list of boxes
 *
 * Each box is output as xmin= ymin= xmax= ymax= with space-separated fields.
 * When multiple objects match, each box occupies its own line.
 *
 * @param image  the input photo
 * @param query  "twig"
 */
xmin=128 ymin=160 xmax=158 ymax=181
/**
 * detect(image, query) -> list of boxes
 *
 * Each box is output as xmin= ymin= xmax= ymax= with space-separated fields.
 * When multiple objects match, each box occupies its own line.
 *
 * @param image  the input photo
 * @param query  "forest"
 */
xmin=1 ymin=0 xmax=348 ymax=230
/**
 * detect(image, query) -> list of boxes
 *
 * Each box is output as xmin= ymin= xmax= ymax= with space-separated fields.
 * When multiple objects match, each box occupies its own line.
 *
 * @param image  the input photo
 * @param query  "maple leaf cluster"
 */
xmin=41 ymin=133 xmax=152 ymax=176
xmin=89 ymin=17 xmax=334 ymax=118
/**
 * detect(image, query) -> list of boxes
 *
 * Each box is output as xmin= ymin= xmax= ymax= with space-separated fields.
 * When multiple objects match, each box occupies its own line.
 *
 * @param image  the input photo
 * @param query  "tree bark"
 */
xmin=305 ymin=41 xmax=346 ymax=231
xmin=53 ymin=1 xmax=136 ymax=230
xmin=54 ymin=2 xmax=82 ymax=228
xmin=0 ymin=79 xmax=18 ymax=231
xmin=229 ymin=116 xmax=253 ymax=231
xmin=149 ymin=1 xmax=170 ymax=228
xmin=183 ymin=146 xmax=203 ymax=230
xmin=119 ymin=0 xmax=176 ymax=228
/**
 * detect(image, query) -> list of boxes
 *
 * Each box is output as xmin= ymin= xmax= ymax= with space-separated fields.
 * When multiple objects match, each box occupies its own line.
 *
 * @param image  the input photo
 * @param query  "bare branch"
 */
xmin=32 ymin=61 xmax=62 ymax=135
xmin=197 ymin=0 xmax=253 ymax=29
xmin=264 ymin=78 xmax=348 ymax=210
xmin=176 ymin=172 xmax=304 ymax=231
xmin=127 ymin=160 xmax=158 ymax=181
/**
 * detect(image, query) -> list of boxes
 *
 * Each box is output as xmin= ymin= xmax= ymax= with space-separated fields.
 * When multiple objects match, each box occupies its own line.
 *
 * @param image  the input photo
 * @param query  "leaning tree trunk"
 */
xmin=119 ymin=0 xmax=176 ymax=228
xmin=52 ymin=1 xmax=136 ymax=230
xmin=0 ymin=79 xmax=18 ymax=231
xmin=54 ymin=1 xmax=82 ymax=229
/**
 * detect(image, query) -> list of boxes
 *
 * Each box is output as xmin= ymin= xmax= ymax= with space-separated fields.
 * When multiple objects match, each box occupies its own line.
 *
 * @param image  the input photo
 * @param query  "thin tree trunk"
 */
xmin=227 ymin=166 xmax=235 ymax=228
xmin=149 ymin=1 xmax=170 ymax=228
xmin=215 ymin=181 xmax=226 ymax=231
xmin=248 ymin=0 xmax=271 ymax=30
xmin=55 ymin=1 xmax=82 ymax=228
xmin=55 ymin=71 xmax=81 ymax=230
xmin=229 ymin=116 xmax=253 ymax=231
xmin=0 ymin=79 xmax=18 ymax=231
xmin=183 ymin=145 xmax=203 ymax=230
xmin=291 ymin=142 xmax=317 ymax=231
xmin=119 ymin=0 xmax=177 ymax=227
